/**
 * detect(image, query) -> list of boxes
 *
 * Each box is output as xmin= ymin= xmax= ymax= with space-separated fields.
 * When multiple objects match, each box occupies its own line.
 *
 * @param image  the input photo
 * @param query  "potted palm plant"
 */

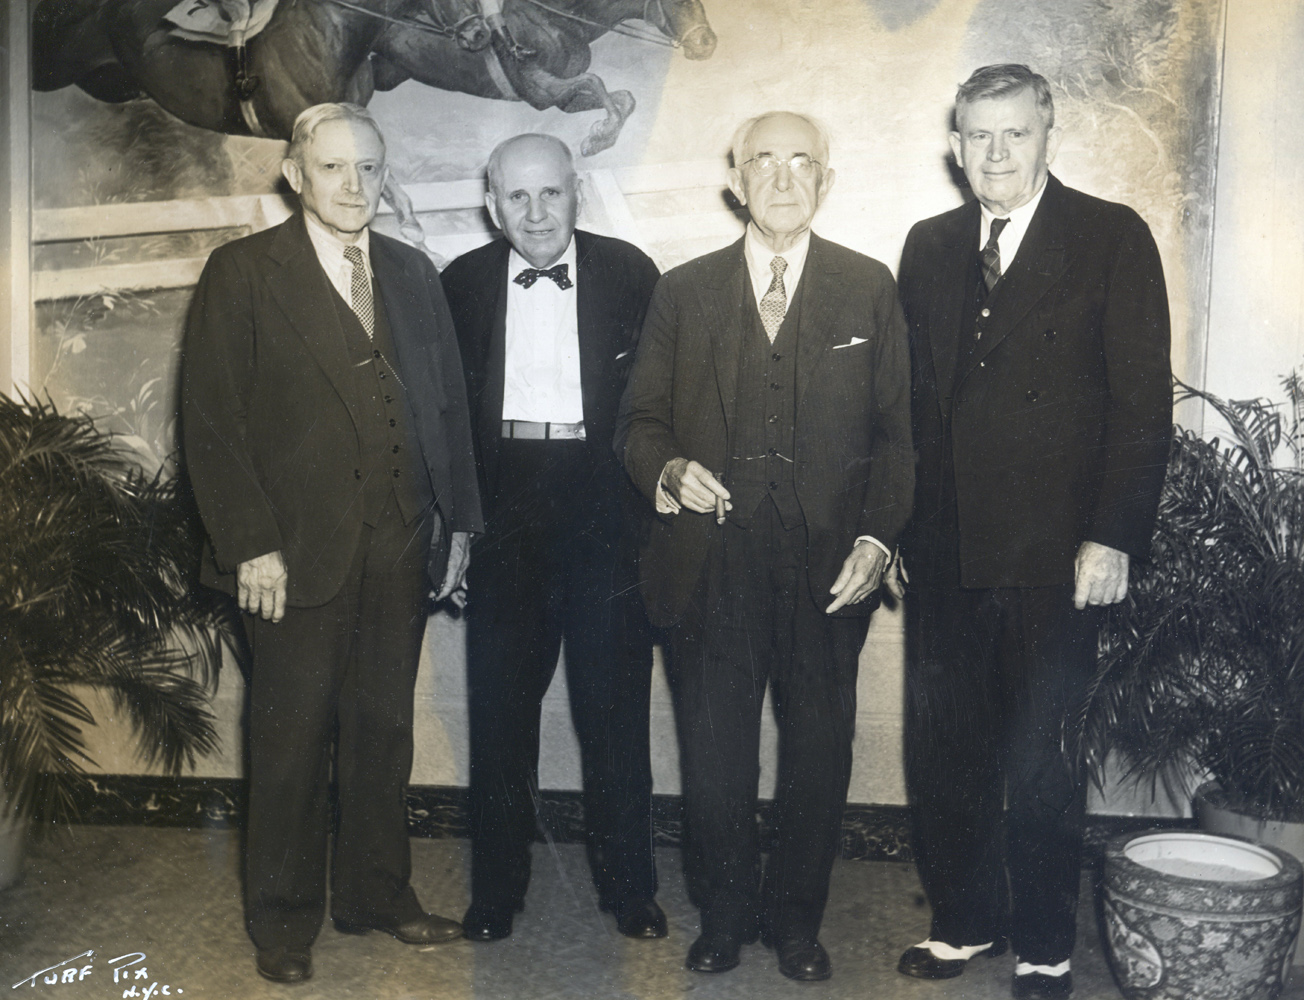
xmin=1079 ymin=378 xmax=1304 ymax=997
xmin=0 ymin=393 xmax=241 ymax=885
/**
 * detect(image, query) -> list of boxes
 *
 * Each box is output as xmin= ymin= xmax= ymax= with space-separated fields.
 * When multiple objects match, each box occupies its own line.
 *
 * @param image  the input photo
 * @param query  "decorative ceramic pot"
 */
xmin=1195 ymin=781 xmax=1304 ymax=965
xmin=1102 ymin=830 xmax=1303 ymax=1000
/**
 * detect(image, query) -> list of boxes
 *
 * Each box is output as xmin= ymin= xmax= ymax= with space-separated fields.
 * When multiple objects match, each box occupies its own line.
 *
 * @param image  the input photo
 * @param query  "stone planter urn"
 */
xmin=1102 ymin=830 xmax=1303 ymax=1000
xmin=1195 ymin=782 xmax=1304 ymax=966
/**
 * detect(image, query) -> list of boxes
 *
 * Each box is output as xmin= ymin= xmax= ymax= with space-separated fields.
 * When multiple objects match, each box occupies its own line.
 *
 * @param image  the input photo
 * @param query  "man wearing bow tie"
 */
xmin=440 ymin=133 xmax=665 ymax=942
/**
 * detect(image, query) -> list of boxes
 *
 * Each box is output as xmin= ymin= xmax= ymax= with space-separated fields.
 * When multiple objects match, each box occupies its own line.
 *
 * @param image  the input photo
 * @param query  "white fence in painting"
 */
xmin=31 ymin=161 xmax=745 ymax=301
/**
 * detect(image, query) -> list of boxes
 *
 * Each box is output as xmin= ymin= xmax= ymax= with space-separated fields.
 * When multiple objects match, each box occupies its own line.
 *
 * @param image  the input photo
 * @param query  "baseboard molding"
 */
xmin=63 ymin=775 xmax=1193 ymax=864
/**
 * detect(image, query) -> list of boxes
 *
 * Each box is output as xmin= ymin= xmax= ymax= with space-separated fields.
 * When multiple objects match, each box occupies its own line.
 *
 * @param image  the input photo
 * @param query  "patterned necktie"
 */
xmin=343 ymin=244 xmax=374 ymax=339
xmin=760 ymin=256 xmax=788 ymax=342
xmin=980 ymin=217 xmax=1009 ymax=295
xmin=514 ymin=263 xmax=573 ymax=289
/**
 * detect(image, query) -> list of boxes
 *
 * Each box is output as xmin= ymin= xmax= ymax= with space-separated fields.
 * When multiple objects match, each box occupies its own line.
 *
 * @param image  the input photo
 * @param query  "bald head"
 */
xmin=485 ymin=133 xmax=582 ymax=268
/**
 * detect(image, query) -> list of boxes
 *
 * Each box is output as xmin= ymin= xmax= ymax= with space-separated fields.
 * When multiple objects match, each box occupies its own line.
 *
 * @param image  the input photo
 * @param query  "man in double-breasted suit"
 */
xmin=891 ymin=66 xmax=1171 ymax=1000
xmin=182 ymin=103 xmax=482 ymax=985
xmin=617 ymin=112 xmax=914 ymax=982
xmin=441 ymin=133 xmax=665 ymax=944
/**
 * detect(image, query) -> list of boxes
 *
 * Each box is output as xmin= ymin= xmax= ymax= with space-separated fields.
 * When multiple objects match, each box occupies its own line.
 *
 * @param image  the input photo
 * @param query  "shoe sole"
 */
xmin=334 ymin=920 xmax=462 ymax=945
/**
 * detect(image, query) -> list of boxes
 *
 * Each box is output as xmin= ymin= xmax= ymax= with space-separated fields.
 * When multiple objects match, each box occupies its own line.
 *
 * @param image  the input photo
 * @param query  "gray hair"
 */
xmin=955 ymin=64 xmax=1055 ymax=129
xmin=485 ymin=133 xmax=576 ymax=195
xmin=286 ymin=103 xmax=386 ymax=164
xmin=730 ymin=111 xmax=832 ymax=169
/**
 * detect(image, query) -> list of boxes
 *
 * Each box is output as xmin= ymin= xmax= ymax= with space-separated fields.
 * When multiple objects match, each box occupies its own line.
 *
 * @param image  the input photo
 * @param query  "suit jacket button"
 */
xmin=373 ymin=349 xmax=381 ymax=358
xmin=354 ymin=469 xmax=362 ymax=480
xmin=1026 ymin=389 xmax=1040 ymax=402
xmin=379 ymin=371 xmax=386 ymax=379
xmin=392 ymin=444 xmax=400 ymax=453
xmin=769 ymin=481 xmax=779 ymax=490
xmin=389 ymin=418 xmax=396 ymax=427
xmin=392 ymin=469 xmax=401 ymax=478
xmin=1044 ymin=329 xmax=1057 ymax=341
xmin=980 ymin=307 xmax=991 ymax=318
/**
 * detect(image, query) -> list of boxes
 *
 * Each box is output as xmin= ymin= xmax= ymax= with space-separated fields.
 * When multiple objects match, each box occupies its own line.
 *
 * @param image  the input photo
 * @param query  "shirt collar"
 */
xmin=509 ymin=237 xmax=578 ymax=287
xmin=744 ymin=223 xmax=811 ymax=279
xmin=303 ymin=211 xmax=371 ymax=270
xmin=979 ymin=175 xmax=1048 ymax=243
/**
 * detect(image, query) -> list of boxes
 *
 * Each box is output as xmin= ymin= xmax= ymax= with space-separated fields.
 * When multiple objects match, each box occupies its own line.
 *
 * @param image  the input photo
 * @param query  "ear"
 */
xmin=281 ymin=157 xmax=303 ymax=195
xmin=484 ymin=190 xmax=503 ymax=231
xmin=726 ymin=167 xmax=747 ymax=206
xmin=1045 ymin=125 xmax=1063 ymax=166
xmin=817 ymin=166 xmax=836 ymax=204
xmin=947 ymin=132 xmax=963 ymax=170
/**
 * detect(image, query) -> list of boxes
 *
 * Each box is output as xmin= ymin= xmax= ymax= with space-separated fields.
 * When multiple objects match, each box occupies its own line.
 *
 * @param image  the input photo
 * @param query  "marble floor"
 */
xmin=3 ymin=827 xmax=1303 ymax=1000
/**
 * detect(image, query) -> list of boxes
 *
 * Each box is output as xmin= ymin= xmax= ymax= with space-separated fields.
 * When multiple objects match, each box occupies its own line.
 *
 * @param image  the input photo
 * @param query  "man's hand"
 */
xmin=663 ymin=457 xmax=732 ymax=515
xmin=883 ymin=551 xmax=909 ymax=601
xmin=435 ymin=531 xmax=472 ymax=608
xmin=237 ymin=550 xmax=287 ymax=623
xmin=1073 ymin=541 xmax=1129 ymax=609
xmin=826 ymin=541 xmax=890 ymax=614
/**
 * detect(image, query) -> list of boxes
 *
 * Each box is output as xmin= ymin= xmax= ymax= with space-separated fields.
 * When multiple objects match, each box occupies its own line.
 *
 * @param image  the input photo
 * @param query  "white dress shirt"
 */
xmin=977 ymin=175 xmax=1048 ymax=270
xmin=303 ymin=213 xmax=372 ymax=312
xmin=743 ymin=222 xmax=810 ymax=319
xmin=501 ymin=239 xmax=584 ymax=424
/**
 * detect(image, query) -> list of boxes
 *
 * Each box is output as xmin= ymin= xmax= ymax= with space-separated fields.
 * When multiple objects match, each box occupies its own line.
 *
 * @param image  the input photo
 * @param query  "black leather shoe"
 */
xmin=333 ymin=912 xmax=462 ymax=945
xmin=614 ymin=898 xmax=668 ymax=939
xmin=1013 ymin=971 xmax=1073 ymax=999
xmin=461 ymin=903 xmax=514 ymax=941
xmin=255 ymin=946 xmax=312 ymax=984
xmin=686 ymin=932 xmax=746 ymax=973
xmin=897 ymin=939 xmax=1008 ymax=980
xmin=766 ymin=935 xmax=832 ymax=982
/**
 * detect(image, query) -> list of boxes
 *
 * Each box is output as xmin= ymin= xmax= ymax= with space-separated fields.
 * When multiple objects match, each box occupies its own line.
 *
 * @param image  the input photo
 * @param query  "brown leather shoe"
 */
xmin=333 ymin=911 xmax=462 ymax=945
xmin=255 ymin=946 xmax=312 ymax=984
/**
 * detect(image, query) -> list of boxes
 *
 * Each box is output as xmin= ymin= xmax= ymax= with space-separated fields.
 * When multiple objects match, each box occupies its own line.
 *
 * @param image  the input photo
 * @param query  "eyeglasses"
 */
xmin=743 ymin=154 xmax=822 ymax=177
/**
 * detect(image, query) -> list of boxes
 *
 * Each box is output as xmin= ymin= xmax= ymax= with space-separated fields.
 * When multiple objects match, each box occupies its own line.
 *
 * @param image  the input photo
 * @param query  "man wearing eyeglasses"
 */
xmin=616 ymin=111 xmax=914 ymax=981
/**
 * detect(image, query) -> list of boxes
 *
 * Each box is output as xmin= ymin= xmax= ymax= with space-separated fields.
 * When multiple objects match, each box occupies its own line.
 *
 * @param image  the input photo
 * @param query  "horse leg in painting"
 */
xmin=508 ymin=60 xmax=636 ymax=157
xmin=381 ymin=176 xmax=429 ymax=248
xmin=32 ymin=0 xmax=142 ymax=101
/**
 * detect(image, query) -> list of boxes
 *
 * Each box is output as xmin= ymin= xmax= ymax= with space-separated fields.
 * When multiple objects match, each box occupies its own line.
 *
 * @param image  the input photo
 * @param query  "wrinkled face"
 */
xmin=727 ymin=113 xmax=835 ymax=247
xmin=949 ymin=87 xmax=1060 ymax=216
xmin=486 ymin=137 xmax=581 ymax=269
xmin=282 ymin=118 xmax=387 ymax=242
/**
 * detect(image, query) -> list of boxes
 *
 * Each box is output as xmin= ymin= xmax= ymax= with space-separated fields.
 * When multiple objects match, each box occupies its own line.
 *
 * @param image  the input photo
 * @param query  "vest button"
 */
xmin=392 ymin=444 xmax=400 ymax=454
xmin=770 ymin=382 xmax=780 ymax=391
xmin=769 ymin=481 xmax=779 ymax=490
xmin=354 ymin=469 xmax=361 ymax=480
xmin=384 ymin=395 xmax=393 ymax=403
xmin=392 ymin=469 xmax=401 ymax=478
xmin=768 ymin=415 xmax=778 ymax=423
xmin=373 ymin=349 xmax=381 ymax=359
xmin=1044 ymin=329 xmax=1057 ymax=341
xmin=379 ymin=371 xmax=386 ymax=379
xmin=772 ymin=353 xmax=782 ymax=362
xmin=981 ymin=307 xmax=991 ymax=318
xmin=768 ymin=447 xmax=777 ymax=456
xmin=389 ymin=418 xmax=396 ymax=427
xmin=1026 ymin=389 xmax=1040 ymax=402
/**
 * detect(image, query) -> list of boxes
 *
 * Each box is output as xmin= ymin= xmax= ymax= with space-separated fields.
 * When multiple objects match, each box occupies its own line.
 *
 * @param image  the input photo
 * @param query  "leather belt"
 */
xmin=501 ymin=419 xmax=586 ymax=441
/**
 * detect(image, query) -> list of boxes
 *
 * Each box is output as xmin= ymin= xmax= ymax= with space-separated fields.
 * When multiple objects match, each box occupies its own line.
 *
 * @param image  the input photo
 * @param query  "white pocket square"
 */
xmin=832 ymin=337 xmax=868 ymax=350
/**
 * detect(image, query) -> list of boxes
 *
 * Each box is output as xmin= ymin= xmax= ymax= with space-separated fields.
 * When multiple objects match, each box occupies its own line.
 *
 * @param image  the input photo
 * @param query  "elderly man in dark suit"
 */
xmin=182 ymin=103 xmax=482 ymax=985
xmin=890 ymin=65 xmax=1171 ymax=1000
xmin=440 ymin=133 xmax=665 ymax=944
xmin=617 ymin=111 xmax=914 ymax=982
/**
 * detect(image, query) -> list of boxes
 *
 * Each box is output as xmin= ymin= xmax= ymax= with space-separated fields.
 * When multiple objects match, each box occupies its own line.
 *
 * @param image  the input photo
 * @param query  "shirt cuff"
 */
xmin=855 ymin=535 xmax=891 ymax=559
xmin=655 ymin=463 xmax=681 ymax=515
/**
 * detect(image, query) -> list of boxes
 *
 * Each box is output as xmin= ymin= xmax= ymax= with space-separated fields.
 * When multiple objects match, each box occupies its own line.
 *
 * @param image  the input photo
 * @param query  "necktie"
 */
xmin=343 ymin=244 xmax=374 ymax=339
xmin=514 ymin=263 xmax=573 ymax=289
xmin=760 ymin=256 xmax=788 ymax=342
xmin=980 ymin=217 xmax=1009 ymax=295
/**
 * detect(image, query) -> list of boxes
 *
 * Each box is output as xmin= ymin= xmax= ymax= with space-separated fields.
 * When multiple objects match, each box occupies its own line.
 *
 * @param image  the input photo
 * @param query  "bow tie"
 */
xmin=514 ymin=263 xmax=572 ymax=290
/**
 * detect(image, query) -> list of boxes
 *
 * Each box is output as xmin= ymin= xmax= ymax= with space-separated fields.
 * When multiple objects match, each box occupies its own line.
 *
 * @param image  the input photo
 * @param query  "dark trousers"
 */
xmin=904 ymin=582 xmax=1102 ymax=965
xmin=667 ymin=499 xmax=864 ymax=939
xmin=243 ymin=492 xmax=434 ymax=950
xmin=466 ymin=438 xmax=655 ymax=911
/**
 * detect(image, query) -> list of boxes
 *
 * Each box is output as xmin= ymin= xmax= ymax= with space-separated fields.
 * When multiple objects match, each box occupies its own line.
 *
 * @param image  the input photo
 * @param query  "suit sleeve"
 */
xmin=1089 ymin=211 xmax=1172 ymax=559
xmin=859 ymin=266 xmax=915 ymax=548
xmin=181 ymin=247 xmax=283 ymax=572
xmin=421 ymin=256 xmax=485 ymax=535
xmin=615 ymin=274 xmax=687 ymax=503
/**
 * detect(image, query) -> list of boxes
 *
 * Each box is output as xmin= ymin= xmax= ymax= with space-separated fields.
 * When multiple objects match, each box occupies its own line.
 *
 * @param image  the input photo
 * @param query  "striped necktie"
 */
xmin=980 ymin=217 xmax=1009 ymax=295
xmin=343 ymin=244 xmax=374 ymax=339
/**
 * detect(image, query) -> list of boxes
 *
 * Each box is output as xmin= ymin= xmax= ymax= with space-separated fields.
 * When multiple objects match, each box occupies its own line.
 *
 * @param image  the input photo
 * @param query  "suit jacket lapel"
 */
xmin=929 ymin=202 xmax=980 ymax=413
xmin=703 ymin=238 xmax=748 ymax=432
xmin=574 ymin=231 xmax=604 ymax=430
xmin=795 ymin=233 xmax=841 ymax=413
xmin=966 ymin=176 xmax=1070 ymax=372
xmin=265 ymin=215 xmax=358 ymax=424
